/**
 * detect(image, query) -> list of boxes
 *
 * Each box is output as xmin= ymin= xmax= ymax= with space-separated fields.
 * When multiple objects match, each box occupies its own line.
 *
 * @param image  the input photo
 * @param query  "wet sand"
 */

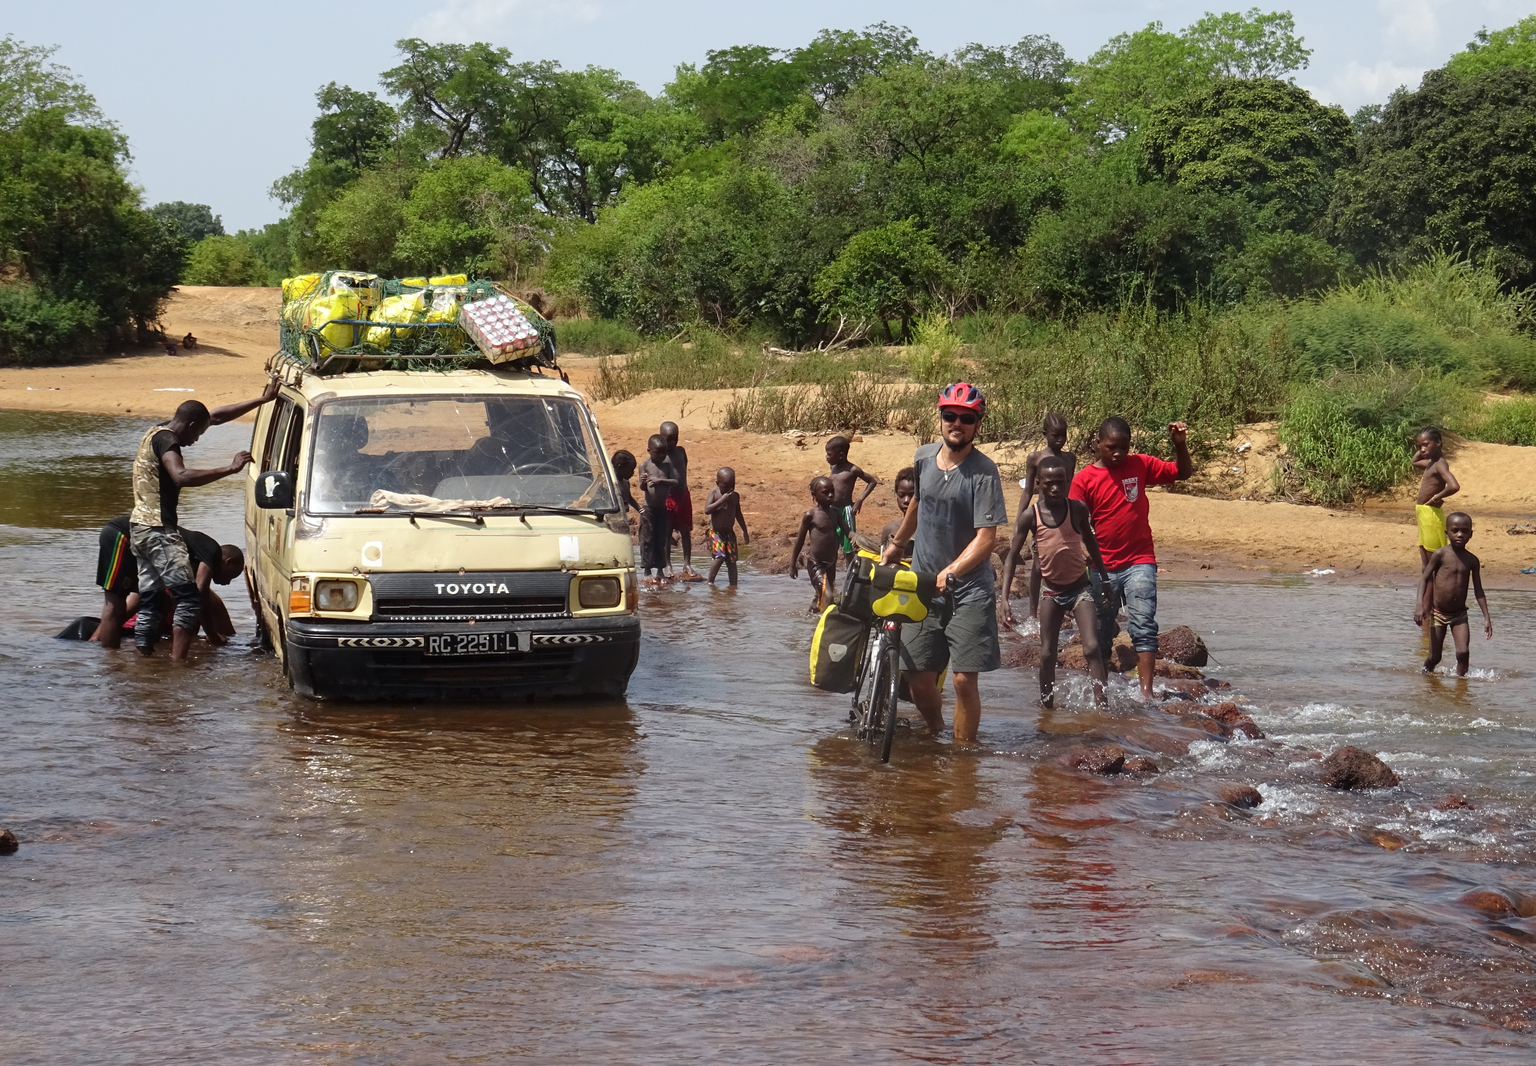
xmin=4 ymin=409 xmax=1536 ymax=1060
xmin=3 ymin=286 xmax=1535 ymax=586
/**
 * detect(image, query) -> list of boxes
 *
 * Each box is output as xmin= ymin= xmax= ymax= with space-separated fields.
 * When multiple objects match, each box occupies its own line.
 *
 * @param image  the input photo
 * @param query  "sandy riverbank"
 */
xmin=5 ymin=286 xmax=1535 ymax=586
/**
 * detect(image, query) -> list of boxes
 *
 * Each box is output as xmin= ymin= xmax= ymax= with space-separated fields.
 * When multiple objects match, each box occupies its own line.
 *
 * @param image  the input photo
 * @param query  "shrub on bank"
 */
xmin=555 ymin=318 xmax=643 ymax=357
xmin=0 ymin=287 xmax=102 ymax=366
xmin=1468 ymin=396 xmax=1536 ymax=447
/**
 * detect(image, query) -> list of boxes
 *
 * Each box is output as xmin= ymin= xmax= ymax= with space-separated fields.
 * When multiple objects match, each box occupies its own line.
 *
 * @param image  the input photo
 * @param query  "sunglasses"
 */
xmin=940 ymin=410 xmax=979 ymax=426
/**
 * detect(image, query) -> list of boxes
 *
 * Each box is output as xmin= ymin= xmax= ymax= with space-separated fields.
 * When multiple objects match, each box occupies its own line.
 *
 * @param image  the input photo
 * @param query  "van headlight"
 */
xmin=314 ymin=579 xmax=361 ymax=612
xmin=578 ymin=576 xmax=622 ymax=609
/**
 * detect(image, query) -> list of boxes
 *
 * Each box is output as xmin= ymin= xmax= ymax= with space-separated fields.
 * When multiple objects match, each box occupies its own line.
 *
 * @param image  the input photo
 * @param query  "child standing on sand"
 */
xmin=879 ymin=466 xmax=916 ymax=558
xmin=703 ymin=467 xmax=750 ymax=586
xmin=1003 ymin=412 xmax=1077 ymax=623
xmin=1413 ymin=427 xmax=1460 ymax=568
xmin=638 ymin=435 xmax=677 ymax=589
xmin=1415 ymin=512 xmax=1492 ymax=676
xmin=790 ymin=476 xmax=849 ymax=611
xmin=826 ymin=436 xmax=878 ymax=552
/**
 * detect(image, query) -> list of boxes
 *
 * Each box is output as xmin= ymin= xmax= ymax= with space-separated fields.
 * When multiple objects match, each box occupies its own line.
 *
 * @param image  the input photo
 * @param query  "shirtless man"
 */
xmin=1414 ymin=512 xmax=1492 ymax=677
xmin=660 ymin=421 xmax=700 ymax=579
xmin=825 ymin=436 xmax=878 ymax=552
xmin=1002 ymin=412 xmax=1076 ymax=622
xmin=1413 ymin=427 xmax=1459 ymax=568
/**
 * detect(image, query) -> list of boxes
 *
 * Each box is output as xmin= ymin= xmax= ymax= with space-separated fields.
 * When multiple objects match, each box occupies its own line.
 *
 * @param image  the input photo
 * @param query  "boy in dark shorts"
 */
xmin=1414 ymin=511 xmax=1492 ymax=676
xmin=1003 ymin=412 xmax=1077 ymax=622
xmin=1010 ymin=457 xmax=1111 ymax=708
xmin=660 ymin=421 xmax=701 ymax=579
xmin=703 ymin=466 xmax=750 ymax=586
xmin=637 ymin=434 xmax=678 ymax=589
xmin=826 ymin=435 xmax=878 ymax=553
xmin=878 ymin=466 xmax=916 ymax=558
xmin=790 ymin=476 xmax=848 ymax=611
xmin=88 ymin=515 xmax=242 ymax=649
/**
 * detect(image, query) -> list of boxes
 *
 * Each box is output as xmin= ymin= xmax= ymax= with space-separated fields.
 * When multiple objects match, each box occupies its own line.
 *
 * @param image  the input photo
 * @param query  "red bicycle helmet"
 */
xmin=937 ymin=381 xmax=986 ymax=416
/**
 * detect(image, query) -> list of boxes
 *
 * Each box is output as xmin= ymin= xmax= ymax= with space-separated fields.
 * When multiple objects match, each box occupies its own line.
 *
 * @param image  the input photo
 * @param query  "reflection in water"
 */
xmin=5 ymin=410 xmax=1536 ymax=1062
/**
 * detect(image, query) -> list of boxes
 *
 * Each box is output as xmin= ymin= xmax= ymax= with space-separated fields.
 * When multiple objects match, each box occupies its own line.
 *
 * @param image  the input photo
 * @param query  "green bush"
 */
xmin=182 ymin=235 xmax=264 ymax=286
xmin=1471 ymin=334 xmax=1536 ymax=391
xmin=555 ymin=317 xmax=642 ymax=357
xmin=1283 ymin=300 xmax=1464 ymax=377
xmin=0 ymin=286 xmax=102 ymax=365
xmin=1467 ymin=396 xmax=1536 ymax=446
xmin=1277 ymin=369 xmax=1476 ymax=504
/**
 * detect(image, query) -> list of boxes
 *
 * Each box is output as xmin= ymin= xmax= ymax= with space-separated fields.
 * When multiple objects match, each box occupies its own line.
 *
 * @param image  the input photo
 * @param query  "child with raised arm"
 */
xmin=1415 ymin=512 xmax=1492 ymax=676
xmin=826 ymin=435 xmax=878 ymax=553
xmin=1003 ymin=412 xmax=1077 ymax=622
xmin=790 ymin=475 xmax=849 ymax=611
xmin=1016 ymin=457 xmax=1111 ymax=708
xmin=878 ymin=466 xmax=916 ymax=559
xmin=1413 ymin=427 xmax=1460 ymax=568
xmin=637 ymin=435 xmax=677 ymax=589
xmin=703 ymin=466 xmax=750 ymax=586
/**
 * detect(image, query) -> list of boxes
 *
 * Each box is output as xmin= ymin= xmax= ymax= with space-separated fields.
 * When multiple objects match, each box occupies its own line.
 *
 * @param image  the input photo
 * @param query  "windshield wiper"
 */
xmin=354 ymin=508 xmax=486 ymax=526
xmin=484 ymin=504 xmax=615 ymax=518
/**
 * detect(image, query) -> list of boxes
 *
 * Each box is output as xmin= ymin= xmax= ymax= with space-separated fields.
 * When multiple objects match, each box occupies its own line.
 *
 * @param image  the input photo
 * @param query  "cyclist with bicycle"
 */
xmin=880 ymin=383 xmax=1007 ymax=744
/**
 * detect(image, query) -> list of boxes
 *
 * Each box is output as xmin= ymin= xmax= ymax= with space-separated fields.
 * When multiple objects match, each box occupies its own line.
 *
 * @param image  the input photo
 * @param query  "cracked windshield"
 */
xmin=307 ymin=395 xmax=617 ymax=513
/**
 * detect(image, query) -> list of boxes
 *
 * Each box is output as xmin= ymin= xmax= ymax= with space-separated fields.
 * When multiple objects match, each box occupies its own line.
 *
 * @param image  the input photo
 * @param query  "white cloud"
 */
xmin=1307 ymin=59 xmax=1426 ymax=110
xmin=412 ymin=0 xmax=602 ymax=43
xmin=1381 ymin=0 xmax=1443 ymax=47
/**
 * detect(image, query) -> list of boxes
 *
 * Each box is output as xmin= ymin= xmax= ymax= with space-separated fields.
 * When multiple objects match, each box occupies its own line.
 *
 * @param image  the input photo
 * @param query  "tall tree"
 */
xmin=151 ymin=201 xmax=225 ymax=243
xmin=381 ymin=39 xmax=514 ymax=158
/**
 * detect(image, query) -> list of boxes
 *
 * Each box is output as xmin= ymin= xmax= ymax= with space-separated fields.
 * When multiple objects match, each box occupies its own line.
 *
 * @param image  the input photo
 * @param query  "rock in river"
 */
xmin=1072 ymin=744 xmax=1126 ymax=775
xmin=1320 ymin=746 xmax=1400 ymax=790
xmin=1159 ymin=625 xmax=1209 ymax=666
xmin=1216 ymin=784 xmax=1263 ymax=808
xmin=1458 ymin=890 xmax=1516 ymax=918
xmin=0 ymin=828 xmax=17 ymax=854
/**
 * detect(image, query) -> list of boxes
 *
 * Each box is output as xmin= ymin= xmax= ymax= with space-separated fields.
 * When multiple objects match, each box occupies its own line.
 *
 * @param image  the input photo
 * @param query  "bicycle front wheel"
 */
xmin=859 ymin=630 xmax=888 ymax=746
xmin=878 ymin=632 xmax=900 ymax=762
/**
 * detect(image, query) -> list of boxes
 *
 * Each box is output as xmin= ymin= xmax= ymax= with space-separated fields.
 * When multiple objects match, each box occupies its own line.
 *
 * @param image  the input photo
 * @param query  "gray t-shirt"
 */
xmin=911 ymin=442 xmax=1007 ymax=605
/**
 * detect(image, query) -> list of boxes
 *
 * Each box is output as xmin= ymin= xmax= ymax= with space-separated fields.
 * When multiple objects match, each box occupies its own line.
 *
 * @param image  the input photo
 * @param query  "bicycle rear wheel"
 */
xmin=859 ymin=630 xmax=888 ymax=746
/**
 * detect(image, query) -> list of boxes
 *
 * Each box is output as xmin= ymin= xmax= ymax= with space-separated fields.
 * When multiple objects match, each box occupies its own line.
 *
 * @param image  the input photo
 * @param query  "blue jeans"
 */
xmin=1092 ymin=563 xmax=1159 ymax=653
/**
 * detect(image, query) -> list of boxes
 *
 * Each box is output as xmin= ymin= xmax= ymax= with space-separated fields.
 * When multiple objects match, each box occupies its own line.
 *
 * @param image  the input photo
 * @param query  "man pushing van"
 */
xmin=130 ymin=378 xmax=279 ymax=659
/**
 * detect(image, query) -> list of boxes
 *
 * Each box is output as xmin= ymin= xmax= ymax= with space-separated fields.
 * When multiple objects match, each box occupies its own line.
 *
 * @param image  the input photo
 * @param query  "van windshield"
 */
xmin=306 ymin=395 xmax=618 ymax=515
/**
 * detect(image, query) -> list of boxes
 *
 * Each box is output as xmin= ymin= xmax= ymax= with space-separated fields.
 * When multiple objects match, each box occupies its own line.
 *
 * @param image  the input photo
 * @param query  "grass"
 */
xmin=1468 ymin=396 xmax=1536 ymax=446
xmin=554 ymin=317 xmax=642 ymax=357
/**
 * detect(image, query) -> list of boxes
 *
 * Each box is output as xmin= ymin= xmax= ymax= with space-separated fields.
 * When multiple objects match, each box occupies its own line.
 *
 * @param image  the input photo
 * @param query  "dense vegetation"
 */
xmin=7 ymin=13 xmax=1536 ymax=503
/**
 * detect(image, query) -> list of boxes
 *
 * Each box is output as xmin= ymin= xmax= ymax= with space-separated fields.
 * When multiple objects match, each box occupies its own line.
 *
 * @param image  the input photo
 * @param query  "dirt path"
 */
xmin=5 ymin=286 xmax=1535 ymax=586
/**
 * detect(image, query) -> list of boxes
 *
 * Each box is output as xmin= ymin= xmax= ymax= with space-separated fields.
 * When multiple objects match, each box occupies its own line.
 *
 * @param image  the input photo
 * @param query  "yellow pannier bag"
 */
xmin=809 ymin=604 xmax=867 ymax=692
xmin=302 ymin=291 xmax=365 ymax=352
xmin=282 ymin=273 xmax=321 ymax=303
xmin=364 ymin=291 xmax=431 ymax=348
xmin=841 ymin=556 xmax=938 ymax=623
xmin=429 ymin=273 xmax=468 ymax=286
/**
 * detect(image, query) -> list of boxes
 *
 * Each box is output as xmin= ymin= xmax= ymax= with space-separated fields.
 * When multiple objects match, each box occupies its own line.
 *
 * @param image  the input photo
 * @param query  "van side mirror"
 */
xmin=255 ymin=470 xmax=295 ymax=509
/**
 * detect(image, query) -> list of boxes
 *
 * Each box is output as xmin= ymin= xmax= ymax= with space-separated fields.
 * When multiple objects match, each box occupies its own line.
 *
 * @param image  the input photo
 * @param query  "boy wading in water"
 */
xmin=703 ymin=466 xmax=750 ymax=586
xmin=638 ymin=434 xmax=678 ymax=589
xmin=660 ymin=421 xmax=702 ymax=580
xmin=1413 ymin=427 xmax=1460 ymax=568
xmin=1004 ymin=413 xmax=1076 ymax=622
xmin=790 ymin=476 xmax=848 ymax=611
xmin=825 ymin=435 xmax=878 ymax=554
xmin=879 ymin=466 xmax=916 ymax=558
xmin=1006 ymin=457 xmax=1111 ymax=709
xmin=1415 ymin=512 xmax=1492 ymax=676
xmin=1070 ymin=416 xmax=1193 ymax=702
xmin=130 ymin=382 xmax=279 ymax=659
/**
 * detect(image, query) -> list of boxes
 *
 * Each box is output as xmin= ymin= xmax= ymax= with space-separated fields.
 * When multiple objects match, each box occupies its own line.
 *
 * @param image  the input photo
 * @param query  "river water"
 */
xmin=4 ymin=410 xmax=1536 ymax=1064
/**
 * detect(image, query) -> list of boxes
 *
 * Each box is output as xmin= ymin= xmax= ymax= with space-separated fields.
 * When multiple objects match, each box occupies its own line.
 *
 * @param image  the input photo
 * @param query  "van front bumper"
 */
xmin=283 ymin=614 xmax=640 ymax=701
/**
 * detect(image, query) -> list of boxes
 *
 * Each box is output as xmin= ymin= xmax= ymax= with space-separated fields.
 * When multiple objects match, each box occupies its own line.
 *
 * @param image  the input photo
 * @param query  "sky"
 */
xmin=9 ymin=0 xmax=1532 ymax=231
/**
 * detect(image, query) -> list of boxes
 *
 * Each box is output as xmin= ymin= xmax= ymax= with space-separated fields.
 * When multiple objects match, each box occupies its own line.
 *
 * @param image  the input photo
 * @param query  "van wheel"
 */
xmin=278 ymin=628 xmax=295 ymax=690
xmin=253 ymin=605 xmax=275 ymax=653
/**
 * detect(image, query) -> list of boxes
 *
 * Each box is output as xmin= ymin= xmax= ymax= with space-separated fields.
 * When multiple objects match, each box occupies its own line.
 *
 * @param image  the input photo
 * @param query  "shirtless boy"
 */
xmin=703 ymin=467 xmax=751 ymax=586
xmin=1413 ymin=427 xmax=1460 ymax=568
xmin=660 ymin=421 xmax=700 ymax=579
xmin=1009 ymin=457 xmax=1111 ymax=708
xmin=826 ymin=436 xmax=878 ymax=551
xmin=612 ymin=449 xmax=641 ymax=520
xmin=878 ymin=466 xmax=916 ymax=558
xmin=790 ymin=476 xmax=849 ymax=611
xmin=637 ymin=435 xmax=677 ymax=588
xmin=1004 ymin=412 xmax=1076 ymax=621
xmin=1414 ymin=512 xmax=1492 ymax=676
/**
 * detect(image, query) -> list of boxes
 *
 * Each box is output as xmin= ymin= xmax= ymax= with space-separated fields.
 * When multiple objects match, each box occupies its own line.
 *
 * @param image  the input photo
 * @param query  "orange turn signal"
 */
xmin=289 ymin=576 xmax=311 ymax=613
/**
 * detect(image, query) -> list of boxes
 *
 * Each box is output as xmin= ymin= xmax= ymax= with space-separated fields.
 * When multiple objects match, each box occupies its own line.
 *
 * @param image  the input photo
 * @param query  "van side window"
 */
xmin=262 ymin=400 xmax=295 ymax=474
xmin=277 ymin=403 xmax=304 ymax=481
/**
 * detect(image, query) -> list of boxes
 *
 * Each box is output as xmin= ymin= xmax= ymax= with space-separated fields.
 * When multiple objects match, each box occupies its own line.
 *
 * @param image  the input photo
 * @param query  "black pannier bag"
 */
xmin=809 ymin=604 xmax=869 ymax=692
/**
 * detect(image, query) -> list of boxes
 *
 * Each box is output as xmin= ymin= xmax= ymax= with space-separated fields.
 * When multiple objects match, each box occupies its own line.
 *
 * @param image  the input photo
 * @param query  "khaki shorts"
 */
xmin=902 ymin=594 xmax=1001 ymax=673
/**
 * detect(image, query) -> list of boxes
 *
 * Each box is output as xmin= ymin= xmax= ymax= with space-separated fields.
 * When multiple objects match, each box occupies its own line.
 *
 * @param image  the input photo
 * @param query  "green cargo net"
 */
xmin=278 ymin=271 xmax=558 ymax=375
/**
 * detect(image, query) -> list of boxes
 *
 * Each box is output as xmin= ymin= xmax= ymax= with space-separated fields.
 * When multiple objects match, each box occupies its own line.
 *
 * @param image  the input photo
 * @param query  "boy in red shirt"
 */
xmin=1069 ymin=416 xmax=1193 ymax=701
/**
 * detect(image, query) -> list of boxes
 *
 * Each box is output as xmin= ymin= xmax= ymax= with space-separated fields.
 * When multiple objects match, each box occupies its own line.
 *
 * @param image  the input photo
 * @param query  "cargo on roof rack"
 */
xmin=275 ymin=270 xmax=559 ymax=376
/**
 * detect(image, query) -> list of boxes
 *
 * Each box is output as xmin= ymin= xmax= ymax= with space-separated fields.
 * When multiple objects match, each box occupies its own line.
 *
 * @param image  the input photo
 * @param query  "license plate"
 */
xmin=425 ymin=632 xmax=518 ymax=656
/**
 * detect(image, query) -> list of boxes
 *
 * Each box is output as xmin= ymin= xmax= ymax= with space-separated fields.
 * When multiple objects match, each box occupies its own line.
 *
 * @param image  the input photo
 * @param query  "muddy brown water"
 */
xmin=5 ymin=409 xmax=1536 ymax=1063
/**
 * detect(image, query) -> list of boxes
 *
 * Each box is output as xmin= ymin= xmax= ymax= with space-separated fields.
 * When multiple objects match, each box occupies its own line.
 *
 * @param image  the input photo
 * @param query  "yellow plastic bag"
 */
xmin=302 ymin=292 xmax=365 ymax=352
xmin=282 ymin=273 xmax=321 ymax=303
xmin=423 ymin=290 xmax=465 ymax=352
xmin=429 ymin=273 xmax=468 ymax=287
xmin=363 ymin=291 xmax=431 ymax=348
xmin=328 ymin=272 xmax=381 ymax=309
xmin=400 ymin=277 xmax=428 ymax=288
